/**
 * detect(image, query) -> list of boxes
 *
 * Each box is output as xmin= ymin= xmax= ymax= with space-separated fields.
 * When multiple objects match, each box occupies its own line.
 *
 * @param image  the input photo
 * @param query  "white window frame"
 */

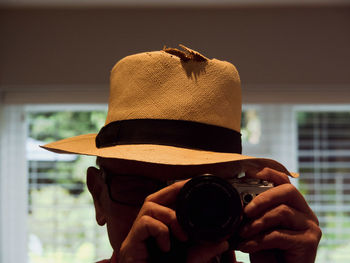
xmin=0 ymin=105 xmax=28 ymax=263
xmin=0 ymin=104 xmax=108 ymax=263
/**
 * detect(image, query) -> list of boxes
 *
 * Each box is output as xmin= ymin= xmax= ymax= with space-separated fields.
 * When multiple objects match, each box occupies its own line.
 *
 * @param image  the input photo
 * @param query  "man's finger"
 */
xmin=240 ymin=204 xmax=311 ymax=239
xmin=244 ymin=184 xmax=318 ymax=223
xmin=238 ymin=229 xmax=302 ymax=252
xmin=146 ymin=179 xmax=189 ymax=205
xmin=238 ymin=228 xmax=321 ymax=263
xmin=137 ymin=201 xmax=188 ymax=242
xmin=129 ymin=215 xmax=170 ymax=252
xmin=245 ymin=167 xmax=290 ymax=186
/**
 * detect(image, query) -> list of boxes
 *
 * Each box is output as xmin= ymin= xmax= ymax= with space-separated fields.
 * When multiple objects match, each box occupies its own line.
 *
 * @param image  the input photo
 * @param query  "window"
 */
xmin=25 ymin=105 xmax=297 ymax=263
xmin=2 ymin=104 xmax=350 ymax=262
xmin=26 ymin=106 xmax=112 ymax=263
xmin=297 ymin=108 xmax=350 ymax=262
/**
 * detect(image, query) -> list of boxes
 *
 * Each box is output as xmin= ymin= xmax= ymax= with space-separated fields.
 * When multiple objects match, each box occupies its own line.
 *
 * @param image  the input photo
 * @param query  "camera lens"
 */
xmin=176 ymin=175 xmax=243 ymax=242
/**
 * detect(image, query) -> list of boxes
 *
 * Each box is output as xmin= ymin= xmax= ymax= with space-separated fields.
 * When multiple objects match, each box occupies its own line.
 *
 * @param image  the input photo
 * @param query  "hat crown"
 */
xmin=106 ymin=46 xmax=242 ymax=133
xmin=42 ymin=45 xmax=296 ymax=177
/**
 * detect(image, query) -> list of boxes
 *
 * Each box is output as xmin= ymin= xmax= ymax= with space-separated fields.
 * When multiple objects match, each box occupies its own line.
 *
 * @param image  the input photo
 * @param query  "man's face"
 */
xmin=86 ymin=157 xmax=237 ymax=254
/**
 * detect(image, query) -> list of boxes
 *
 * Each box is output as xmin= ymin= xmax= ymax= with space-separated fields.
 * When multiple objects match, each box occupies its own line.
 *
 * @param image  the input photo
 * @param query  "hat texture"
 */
xmin=42 ymin=45 xmax=297 ymax=177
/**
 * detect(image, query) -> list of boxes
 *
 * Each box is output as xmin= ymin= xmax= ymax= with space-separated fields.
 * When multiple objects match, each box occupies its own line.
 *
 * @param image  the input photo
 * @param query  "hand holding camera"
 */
xmin=118 ymin=168 xmax=321 ymax=263
xmin=119 ymin=179 xmax=230 ymax=263
xmin=238 ymin=168 xmax=321 ymax=263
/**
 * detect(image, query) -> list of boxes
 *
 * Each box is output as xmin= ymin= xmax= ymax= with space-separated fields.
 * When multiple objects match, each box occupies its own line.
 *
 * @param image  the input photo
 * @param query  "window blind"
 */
xmin=297 ymin=111 xmax=350 ymax=262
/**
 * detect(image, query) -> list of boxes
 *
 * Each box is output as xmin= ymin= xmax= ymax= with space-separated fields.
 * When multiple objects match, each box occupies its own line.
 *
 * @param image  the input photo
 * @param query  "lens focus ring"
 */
xmin=176 ymin=175 xmax=243 ymax=242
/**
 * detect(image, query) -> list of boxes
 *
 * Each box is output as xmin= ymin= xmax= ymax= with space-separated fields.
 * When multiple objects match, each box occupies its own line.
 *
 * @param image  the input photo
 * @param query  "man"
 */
xmin=43 ymin=45 xmax=321 ymax=262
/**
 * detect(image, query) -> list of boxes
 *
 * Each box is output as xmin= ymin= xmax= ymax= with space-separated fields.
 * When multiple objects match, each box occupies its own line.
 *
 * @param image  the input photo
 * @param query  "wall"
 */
xmin=0 ymin=6 xmax=349 ymax=103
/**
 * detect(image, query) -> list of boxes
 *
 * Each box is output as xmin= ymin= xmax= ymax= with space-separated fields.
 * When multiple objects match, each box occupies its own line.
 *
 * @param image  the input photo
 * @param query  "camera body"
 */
xmin=176 ymin=174 xmax=273 ymax=242
xmin=227 ymin=177 xmax=274 ymax=205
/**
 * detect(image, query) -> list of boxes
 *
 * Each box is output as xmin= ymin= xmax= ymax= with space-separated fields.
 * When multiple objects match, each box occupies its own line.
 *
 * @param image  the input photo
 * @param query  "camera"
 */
xmin=146 ymin=174 xmax=273 ymax=262
xmin=176 ymin=174 xmax=273 ymax=242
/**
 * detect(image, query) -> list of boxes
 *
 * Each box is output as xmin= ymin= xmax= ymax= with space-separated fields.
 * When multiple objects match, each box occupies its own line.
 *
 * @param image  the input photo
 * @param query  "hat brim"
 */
xmin=41 ymin=133 xmax=298 ymax=178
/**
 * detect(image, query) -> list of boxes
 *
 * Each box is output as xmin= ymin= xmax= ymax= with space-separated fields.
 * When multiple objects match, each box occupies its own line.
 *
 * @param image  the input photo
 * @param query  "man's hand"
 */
xmin=118 ymin=180 xmax=229 ymax=263
xmin=238 ymin=168 xmax=322 ymax=263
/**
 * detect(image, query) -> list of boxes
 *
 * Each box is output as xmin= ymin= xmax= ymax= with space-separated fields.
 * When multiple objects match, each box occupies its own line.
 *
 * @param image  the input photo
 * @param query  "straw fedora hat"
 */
xmin=42 ymin=45 xmax=297 ymax=178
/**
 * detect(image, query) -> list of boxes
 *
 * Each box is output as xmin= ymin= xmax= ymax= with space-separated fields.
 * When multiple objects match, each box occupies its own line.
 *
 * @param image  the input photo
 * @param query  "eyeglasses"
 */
xmin=101 ymin=167 xmax=168 ymax=207
xmin=101 ymin=168 xmax=243 ymax=207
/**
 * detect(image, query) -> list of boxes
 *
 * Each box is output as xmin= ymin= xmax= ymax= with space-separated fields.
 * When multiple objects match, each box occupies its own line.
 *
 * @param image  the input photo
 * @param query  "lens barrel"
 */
xmin=176 ymin=175 xmax=243 ymax=242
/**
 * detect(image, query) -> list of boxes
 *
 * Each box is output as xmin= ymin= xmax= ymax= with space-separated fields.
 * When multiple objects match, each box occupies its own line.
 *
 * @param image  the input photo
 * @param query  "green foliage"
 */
xmin=28 ymin=186 xmax=112 ymax=263
xmin=28 ymin=111 xmax=106 ymax=143
xmin=28 ymin=111 xmax=107 ymax=193
xmin=28 ymin=110 xmax=111 ymax=262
